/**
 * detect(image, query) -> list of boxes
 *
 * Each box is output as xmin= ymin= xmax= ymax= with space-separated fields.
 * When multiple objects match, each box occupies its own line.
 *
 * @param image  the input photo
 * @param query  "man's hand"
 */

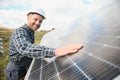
xmin=55 ymin=44 xmax=83 ymax=56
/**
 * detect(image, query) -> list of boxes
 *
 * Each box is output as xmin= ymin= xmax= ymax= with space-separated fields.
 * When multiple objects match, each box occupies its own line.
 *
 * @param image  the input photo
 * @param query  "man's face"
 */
xmin=27 ymin=14 xmax=44 ymax=31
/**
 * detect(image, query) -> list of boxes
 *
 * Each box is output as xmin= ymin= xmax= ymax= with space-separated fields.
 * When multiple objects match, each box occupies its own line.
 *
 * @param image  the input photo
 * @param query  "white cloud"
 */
xmin=0 ymin=9 xmax=27 ymax=28
xmin=0 ymin=0 xmax=113 ymax=30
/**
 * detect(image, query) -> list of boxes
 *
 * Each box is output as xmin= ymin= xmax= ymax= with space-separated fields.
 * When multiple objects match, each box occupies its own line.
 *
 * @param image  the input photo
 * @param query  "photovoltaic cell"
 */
xmin=76 ymin=55 xmax=120 ymax=80
xmin=54 ymin=56 xmax=73 ymax=72
xmin=41 ymin=62 xmax=56 ymax=80
xmin=25 ymin=0 xmax=120 ymax=80
xmin=59 ymin=65 xmax=88 ymax=80
xmin=48 ymin=75 xmax=59 ymax=80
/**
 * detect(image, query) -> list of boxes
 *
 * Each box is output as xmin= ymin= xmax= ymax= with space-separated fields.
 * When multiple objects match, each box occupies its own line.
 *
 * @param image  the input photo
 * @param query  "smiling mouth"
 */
xmin=34 ymin=25 xmax=40 ymax=30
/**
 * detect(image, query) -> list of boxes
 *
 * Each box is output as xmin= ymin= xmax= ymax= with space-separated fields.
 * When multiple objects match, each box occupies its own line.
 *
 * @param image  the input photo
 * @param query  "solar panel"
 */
xmin=25 ymin=0 xmax=120 ymax=80
xmin=0 ymin=38 xmax=4 ymax=56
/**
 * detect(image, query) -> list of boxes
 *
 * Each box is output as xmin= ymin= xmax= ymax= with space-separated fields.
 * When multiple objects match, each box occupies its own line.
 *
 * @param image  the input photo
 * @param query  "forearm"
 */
xmin=13 ymin=33 xmax=55 ymax=58
xmin=16 ymin=42 xmax=55 ymax=58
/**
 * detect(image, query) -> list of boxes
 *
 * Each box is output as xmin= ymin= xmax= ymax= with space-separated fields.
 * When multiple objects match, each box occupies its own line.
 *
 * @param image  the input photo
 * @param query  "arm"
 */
xmin=13 ymin=28 xmax=83 ymax=58
xmin=13 ymin=29 xmax=55 ymax=58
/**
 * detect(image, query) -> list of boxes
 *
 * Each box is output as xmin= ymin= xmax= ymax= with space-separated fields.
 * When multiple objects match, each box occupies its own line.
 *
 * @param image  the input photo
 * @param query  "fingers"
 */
xmin=70 ymin=44 xmax=83 ymax=50
xmin=68 ymin=48 xmax=78 ymax=53
xmin=69 ymin=44 xmax=83 ymax=53
xmin=55 ymin=44 xmax=84 ymax=56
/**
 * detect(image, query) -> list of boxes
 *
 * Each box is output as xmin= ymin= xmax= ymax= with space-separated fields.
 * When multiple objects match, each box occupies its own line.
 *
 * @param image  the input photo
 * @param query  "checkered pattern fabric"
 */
xmin=9 ymin=24 xmax=55 ymax=63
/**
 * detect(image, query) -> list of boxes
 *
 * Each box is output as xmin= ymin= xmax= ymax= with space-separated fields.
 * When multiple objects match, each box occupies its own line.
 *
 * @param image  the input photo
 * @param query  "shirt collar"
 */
xmin=23 ymin=24 xmax=34 ymax=35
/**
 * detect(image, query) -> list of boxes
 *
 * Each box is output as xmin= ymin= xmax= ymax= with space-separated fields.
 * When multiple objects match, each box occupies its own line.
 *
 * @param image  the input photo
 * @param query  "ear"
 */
xmin=27 ymin=14 xmax=32 ymax=20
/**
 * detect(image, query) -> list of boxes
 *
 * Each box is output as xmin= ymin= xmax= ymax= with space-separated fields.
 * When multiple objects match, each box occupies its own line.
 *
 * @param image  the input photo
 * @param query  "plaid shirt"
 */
xmin=9 ymin=24 xmax=55 ymax=64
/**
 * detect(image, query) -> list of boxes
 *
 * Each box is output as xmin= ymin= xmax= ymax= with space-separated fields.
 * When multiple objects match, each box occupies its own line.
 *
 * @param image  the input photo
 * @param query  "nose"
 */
xmin=36 ymin=20 xmax=40 ymax=25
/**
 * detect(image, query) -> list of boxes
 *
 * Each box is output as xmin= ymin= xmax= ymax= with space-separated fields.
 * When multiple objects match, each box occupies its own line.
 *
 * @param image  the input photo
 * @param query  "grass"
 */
xmin=0 ymin=30 xmax=12 ymax=80
xmin=0 ymin=29 xmax=49 ymax=80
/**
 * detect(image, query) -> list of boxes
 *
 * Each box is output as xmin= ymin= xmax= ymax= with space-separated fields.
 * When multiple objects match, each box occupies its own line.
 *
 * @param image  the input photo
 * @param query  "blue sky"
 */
xmin=0 ymin=0 xmax=111 ymax=30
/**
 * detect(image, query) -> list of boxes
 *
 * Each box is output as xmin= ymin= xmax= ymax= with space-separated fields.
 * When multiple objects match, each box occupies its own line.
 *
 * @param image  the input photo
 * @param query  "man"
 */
xmin=5 ymin=9 xmax=83 ymax=80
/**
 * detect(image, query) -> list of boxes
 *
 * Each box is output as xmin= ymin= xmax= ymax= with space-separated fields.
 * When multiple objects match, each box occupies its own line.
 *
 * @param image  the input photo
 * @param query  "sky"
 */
xmin=0 ymin=0 xmax=112 ymax=30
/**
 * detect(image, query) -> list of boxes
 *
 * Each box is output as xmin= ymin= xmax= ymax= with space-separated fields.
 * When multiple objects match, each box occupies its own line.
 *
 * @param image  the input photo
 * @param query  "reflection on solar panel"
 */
xmin=25 ymin=0 xmax=120 ymax=80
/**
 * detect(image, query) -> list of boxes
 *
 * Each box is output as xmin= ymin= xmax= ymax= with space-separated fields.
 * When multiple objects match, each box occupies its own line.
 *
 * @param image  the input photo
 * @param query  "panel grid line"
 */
xmin=84 ymin=51 xmax=120 ymax=70
xmin=53 ymin=60 xmax=61 ymax=80
xmin=66 ymin=56 xmax=92 ymax=80
xmin=40 ymin=57 xmax=44 ymax=80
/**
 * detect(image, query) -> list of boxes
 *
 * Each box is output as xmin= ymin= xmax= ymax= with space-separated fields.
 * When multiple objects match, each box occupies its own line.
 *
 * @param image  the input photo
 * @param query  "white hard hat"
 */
xmin=27 ymin=9 xmax=46 ymax=19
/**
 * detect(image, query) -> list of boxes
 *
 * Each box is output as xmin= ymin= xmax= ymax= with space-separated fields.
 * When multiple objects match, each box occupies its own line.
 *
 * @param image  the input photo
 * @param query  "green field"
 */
xmin=0 ymin=29 xmax=49 ymax=80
